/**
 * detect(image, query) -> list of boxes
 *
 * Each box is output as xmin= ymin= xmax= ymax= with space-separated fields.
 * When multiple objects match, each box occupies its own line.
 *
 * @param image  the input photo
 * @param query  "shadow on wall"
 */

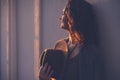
xmin=89 ymin=0 xmax=120 ymax=80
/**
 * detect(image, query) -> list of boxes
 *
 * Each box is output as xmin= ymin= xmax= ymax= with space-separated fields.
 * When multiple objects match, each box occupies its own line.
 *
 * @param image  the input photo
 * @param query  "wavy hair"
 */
xmin=67 ymin=0 xmax=100 ymax=45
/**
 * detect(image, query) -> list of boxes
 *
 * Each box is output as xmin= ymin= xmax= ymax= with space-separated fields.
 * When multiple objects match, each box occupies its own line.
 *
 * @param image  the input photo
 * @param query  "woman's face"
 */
xmin=60 ymin=6 xmax=74 ymax=30
xmin=60 ymin=8 xmax=69 ymax=30
xmin=60 ymin=6 xmax=82 ymax=43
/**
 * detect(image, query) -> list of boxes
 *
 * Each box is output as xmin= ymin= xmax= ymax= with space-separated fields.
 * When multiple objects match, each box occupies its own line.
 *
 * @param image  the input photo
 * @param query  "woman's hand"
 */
xmin=39 ymin=63 xmax=54 ymax=80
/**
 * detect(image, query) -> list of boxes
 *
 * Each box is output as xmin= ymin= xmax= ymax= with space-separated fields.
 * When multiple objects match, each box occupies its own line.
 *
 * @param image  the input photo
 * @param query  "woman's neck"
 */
xmin=69 ymin=34 xmax=80 ymax=44
xmin=68 ymin=32 xmax=82 ymax=44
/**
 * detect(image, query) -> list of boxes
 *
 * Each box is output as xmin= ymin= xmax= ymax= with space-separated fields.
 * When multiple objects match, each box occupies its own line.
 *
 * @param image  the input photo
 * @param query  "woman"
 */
xmin=39 ymin=0 xmax=106 ymax=80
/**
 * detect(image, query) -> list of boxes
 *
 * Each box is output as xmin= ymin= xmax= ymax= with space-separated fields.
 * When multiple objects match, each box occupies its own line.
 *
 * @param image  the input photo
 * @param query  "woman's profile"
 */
xmin=39 ymin=0 xmax=106 ymax=80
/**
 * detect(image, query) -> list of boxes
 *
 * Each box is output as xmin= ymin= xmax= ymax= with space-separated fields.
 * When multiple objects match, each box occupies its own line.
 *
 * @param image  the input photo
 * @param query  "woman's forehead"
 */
xmin=62 ymin=0 xmax=71 ymax=12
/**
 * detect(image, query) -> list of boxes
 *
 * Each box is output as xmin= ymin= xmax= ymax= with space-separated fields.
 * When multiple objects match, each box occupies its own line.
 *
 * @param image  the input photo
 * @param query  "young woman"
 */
xmin=39 ymin=0 xmax=106 ymax=80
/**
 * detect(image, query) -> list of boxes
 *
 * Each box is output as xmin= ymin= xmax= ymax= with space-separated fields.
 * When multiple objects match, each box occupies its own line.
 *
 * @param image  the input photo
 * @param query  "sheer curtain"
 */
xmin=0 ymin=0 xmax=40 ymax=80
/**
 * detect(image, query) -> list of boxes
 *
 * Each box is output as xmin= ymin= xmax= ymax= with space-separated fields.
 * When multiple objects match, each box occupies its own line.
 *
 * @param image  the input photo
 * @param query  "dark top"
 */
xmin=63 ymin=54 xmax=79 ymax=80
xmin=55 ymin=38 xmax=106 ymax=80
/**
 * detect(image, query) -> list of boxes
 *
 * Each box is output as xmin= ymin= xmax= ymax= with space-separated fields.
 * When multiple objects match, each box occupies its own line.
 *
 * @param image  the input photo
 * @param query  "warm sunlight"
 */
xmin=34 ymin=0 xmax=40 ymax=79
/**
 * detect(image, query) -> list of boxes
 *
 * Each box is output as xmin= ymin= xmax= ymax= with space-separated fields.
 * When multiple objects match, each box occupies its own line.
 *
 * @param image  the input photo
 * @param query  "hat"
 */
xmin=40 ymin=49 xmax=67 ymax=79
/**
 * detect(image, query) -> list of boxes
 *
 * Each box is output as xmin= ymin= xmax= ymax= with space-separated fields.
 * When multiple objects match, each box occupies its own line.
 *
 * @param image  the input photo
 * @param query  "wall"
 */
xmin=97 ymin=1 xmax=120 ymax=80
xmin=40 ymin=0 xmax=67 ymax=51
xmin=16 ymin=0 xmax=34 ymax=80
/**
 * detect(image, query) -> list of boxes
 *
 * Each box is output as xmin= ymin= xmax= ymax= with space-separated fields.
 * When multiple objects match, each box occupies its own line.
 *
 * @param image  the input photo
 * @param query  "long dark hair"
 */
xmin=68 ymin=0 xmax=100 ymax=46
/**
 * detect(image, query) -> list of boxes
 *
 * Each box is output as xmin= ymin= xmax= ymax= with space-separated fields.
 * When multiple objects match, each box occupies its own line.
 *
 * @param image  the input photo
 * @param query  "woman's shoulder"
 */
xmin=54 ymin=38 xmax=69 ymax=53
xmin=54 ymin=37 xmax=69 ymax=45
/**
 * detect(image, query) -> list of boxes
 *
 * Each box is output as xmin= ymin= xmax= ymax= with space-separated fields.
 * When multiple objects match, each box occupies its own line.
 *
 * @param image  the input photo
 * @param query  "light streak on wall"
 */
xmin=6 ymin=0 xmax=10 ymax=80
xmin=9 ymin=0 xmax=17 ymax=80
xmin=34 ymin=0 xmax=40 ymax=79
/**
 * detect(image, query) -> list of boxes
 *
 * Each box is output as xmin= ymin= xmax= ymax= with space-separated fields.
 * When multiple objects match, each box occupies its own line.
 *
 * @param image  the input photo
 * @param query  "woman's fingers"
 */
xmin=46 ymin=66 xmax=51 ymax=75
xmin=46 ymin=66 xmax=54 ymax=78
xmin=48 ymin=70 xmax=54 ymax=78
xmin=39 ymin=63 xmax=54 ymax=80
xmin=42 ymin=63 xmax=48 ymax=72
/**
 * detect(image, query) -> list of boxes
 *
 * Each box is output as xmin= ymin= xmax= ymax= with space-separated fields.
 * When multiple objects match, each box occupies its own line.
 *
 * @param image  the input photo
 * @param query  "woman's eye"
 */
xmin=59 ymin=17 xmax=61 ymax=20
